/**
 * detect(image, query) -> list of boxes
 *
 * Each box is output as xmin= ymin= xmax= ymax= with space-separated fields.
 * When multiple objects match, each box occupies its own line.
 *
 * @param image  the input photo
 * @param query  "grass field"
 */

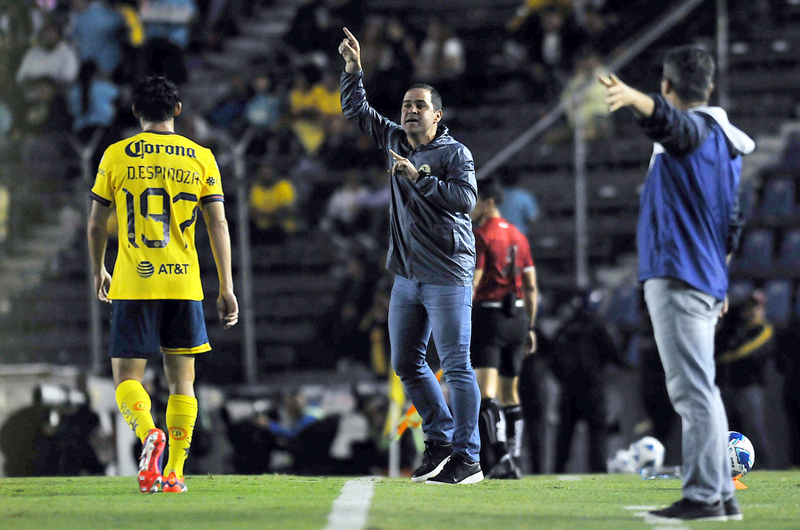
xmin=1 ymin=471 xmax=799 ymax=530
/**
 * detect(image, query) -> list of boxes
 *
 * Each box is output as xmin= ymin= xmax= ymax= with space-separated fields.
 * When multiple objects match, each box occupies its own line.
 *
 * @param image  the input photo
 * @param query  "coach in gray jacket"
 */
xmin=338 ymin=28 xmax=483 ymax=485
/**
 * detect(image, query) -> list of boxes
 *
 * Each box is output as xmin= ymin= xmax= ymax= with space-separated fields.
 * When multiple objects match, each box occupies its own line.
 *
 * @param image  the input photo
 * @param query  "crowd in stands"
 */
xmin=3 ymin=0 xmax=800 ymax=475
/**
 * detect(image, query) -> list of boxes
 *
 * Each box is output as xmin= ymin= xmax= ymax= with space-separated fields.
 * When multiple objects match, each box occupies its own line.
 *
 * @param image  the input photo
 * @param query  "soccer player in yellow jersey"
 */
xmin=87 ymin=76 xmax=238 ymax=494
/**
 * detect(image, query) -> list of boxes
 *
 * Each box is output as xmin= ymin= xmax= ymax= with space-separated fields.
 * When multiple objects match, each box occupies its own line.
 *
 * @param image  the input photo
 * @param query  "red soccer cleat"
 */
xmin=137 ymin=428 xmax=166 ymax=493
xmin=162 ymin=472 xmax=188 ymax=493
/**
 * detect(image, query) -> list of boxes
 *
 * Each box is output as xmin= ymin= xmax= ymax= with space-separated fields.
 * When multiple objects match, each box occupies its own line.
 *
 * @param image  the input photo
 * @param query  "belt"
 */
xmin=479 ymin=300 xmax=524 ymax=308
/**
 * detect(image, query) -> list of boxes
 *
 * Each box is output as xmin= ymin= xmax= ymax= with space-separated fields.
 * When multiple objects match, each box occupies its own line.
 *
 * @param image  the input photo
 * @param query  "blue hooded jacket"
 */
xmin=341 ymin=71 xmax=477 ymax=286
xmin=637 ymin=95 xmax=755 ymax=301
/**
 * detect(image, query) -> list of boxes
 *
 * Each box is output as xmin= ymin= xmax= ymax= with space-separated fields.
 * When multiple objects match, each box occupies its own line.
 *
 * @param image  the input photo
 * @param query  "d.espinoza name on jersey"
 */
xmin=125 ymin=138 xmax=197 ymax=159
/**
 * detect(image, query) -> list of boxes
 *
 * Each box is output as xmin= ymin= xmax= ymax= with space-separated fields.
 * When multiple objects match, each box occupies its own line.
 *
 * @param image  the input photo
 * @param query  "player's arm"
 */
xmin=339 ymin=27 xmax=401 ymax=150
xmin=522 ymin=266 xmax=538 ymax=353
xmin=87 ymin=200 xmax=113 ymax=303
xmin=201 ymin=201 xmax=238 ymax=329
xmin=599 ymin=74 xmax=710 ymax=156
xmin=409 ymin=145 xmax=477 ymax=213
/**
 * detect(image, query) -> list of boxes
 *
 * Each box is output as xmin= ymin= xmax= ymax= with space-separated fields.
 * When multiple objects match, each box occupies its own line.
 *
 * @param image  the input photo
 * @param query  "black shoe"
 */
xmin=411 ymin=439 xmax=452 ymax=483
xmin=725 ymin=496 xmax=743 ymax=521
xmin=486 ymin=454 xmax=522 ymax=479
xmin=426 ymin=452 xmax=484 ymax=485
xmin=645 ymin=498 xmax=728 ymax=523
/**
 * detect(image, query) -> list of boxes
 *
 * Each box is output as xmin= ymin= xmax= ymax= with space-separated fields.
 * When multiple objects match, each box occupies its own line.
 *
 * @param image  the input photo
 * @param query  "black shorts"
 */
xmin=470 ymin=303 xmax=529 ymax=377
xmin=109 ymin=300 xmax=210 ymax=359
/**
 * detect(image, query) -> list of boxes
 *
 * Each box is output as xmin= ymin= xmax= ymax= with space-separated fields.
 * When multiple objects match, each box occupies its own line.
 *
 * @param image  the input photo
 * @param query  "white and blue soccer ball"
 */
xmin=630 ymin=436 xmax=666 ymax=470
xmin=728 ymin=431 xmax=755 ymax=479
xmin=607 ymin=448 xmax=637 ymax=473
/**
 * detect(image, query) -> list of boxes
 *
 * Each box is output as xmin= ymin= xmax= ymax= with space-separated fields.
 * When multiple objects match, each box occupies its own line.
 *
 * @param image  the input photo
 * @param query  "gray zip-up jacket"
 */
xmin=341 ymin=70 xmax=477 ymax=286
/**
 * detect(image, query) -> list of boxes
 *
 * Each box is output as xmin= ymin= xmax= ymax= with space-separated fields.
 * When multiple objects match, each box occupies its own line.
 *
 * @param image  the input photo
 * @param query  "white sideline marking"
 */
xmin=651 ymin=526 xmax=690 ymax=530
xmin=323 ymin=477 xmax=381 ymax=530
xmin=556 ymin=475 xmax=582 ymax=481
xmin=624 ymin=506 xmax=660 ymax=511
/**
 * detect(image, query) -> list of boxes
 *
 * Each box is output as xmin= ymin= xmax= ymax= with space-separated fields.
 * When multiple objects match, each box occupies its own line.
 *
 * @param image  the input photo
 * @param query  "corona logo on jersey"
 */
xmin=125 ymin=138 xmax=197 ymax=159
xmin=137 ymin=261 xmax=155 ymax=278
xmin=133 ymin=401 xmax=150 ymax=411
xmin=170 ymin=427 xmax=188 ymax=440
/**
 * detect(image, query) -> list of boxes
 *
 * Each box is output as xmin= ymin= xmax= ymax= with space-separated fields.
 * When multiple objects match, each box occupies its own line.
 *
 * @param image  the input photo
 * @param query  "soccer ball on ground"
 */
xmin=728 ymin=431 xmax=755 ymax=479
xmin=607 ymin=448 xmax=637 ymax=473
xmin=630 ymin=436 xmax=665 ymax=470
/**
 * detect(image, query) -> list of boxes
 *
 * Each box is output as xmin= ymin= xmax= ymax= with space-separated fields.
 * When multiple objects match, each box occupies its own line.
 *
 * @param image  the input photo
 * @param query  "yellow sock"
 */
xmin=165 ymin=395 xmax=198 ymax=478
xmin=115 ymin=380 xmax=157 ymax=442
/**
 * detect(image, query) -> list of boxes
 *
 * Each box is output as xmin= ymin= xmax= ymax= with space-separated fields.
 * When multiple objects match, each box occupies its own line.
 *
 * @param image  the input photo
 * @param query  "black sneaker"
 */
xmin=411 ymin=439 xmax=452 ymax=483
xmin=426 ymin=452 xmax=484 ymax=485
xmin=486 ymin=454 xmax=522 ymax=479
xmin=725 ymin=496 xmax=743 ymax=521
xmin=645 ymin=498 xmax=728 ymax=524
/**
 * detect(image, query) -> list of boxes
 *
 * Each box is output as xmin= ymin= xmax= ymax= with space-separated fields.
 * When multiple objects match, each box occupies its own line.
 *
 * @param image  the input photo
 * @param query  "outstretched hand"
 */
xmin=599 ymin=73 xmax=635 ymax=112
xmin=598 ymin=73 xmax=655 ymax=117
xmin=338 ymin=27 xmax=361 ymax=72
xmin=389 ymin=149 xmax=419 ymax=182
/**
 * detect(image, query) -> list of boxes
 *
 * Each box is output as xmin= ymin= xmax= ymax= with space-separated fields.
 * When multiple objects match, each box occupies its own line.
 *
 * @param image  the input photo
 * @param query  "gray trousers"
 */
xmin=644 ymin=278 xmax=734 ymax=504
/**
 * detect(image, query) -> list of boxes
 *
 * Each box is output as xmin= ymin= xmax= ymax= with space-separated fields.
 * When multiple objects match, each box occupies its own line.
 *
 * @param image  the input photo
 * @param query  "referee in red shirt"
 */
xmin=471 ymin=178 xmax=538 ymax=479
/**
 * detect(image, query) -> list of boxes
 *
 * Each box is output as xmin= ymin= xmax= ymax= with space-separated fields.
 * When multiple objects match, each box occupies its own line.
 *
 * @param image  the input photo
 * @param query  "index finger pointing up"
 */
xmin=343 ymin=27 xmax=357 ymax=42
xmin=389 ymin=149 xmax=403 ymax=160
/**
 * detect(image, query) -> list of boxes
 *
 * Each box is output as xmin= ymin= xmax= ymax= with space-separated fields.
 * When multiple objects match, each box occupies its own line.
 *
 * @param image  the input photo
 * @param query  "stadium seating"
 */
xmin=727 ymin=279 xmax=755 ymax=304
xmin=764 ymin=279 xmax=793 ymax=327
xmin=733 ymin=228 xmax=775 ymax=274
xmin=776 ymin=228 xmax=800 ymax=273
xmin=738 ymin=178 xmax=757 ymax=219
xmin=758 ymin=177 xmax=795 ymax=218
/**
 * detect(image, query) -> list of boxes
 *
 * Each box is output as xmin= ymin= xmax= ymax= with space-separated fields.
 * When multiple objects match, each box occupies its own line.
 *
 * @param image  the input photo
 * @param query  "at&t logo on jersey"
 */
xmin=137 ymin=261 xmax=155 ymax=278
xmin=159 ymin=264 xmax=190 ymax=275
xmin=125 ymin=139 xmax=197 ymax=159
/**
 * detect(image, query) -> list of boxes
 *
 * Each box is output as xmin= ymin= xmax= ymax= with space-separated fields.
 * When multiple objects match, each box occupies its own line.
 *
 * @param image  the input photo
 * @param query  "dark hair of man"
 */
xmin=662 ymin=45 xmax=715 ymax=104
xmin=132 ymin=76 xmax=179 ymax=123
xmin=478 ymin=178 xmax=505 ymax=206
xmin=407 ymin=83 xmax=442 ymax=112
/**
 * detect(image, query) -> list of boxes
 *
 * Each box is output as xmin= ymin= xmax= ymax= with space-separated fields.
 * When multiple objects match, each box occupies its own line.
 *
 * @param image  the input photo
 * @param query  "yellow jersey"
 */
xmin=90 ymin=130 xmax=224 ymax=300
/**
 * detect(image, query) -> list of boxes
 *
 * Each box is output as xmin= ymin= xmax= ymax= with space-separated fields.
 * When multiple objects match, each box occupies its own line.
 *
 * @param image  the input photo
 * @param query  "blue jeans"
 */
xmin=644 ymin=278 xmax=733 ymax=504
xmin=389 ymin=275 xmax=481 ymax=461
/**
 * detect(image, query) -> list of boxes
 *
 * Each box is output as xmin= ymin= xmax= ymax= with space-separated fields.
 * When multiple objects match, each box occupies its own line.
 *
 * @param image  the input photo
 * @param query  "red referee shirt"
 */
xmin=474 ymin=216 xmax=535 ymax=303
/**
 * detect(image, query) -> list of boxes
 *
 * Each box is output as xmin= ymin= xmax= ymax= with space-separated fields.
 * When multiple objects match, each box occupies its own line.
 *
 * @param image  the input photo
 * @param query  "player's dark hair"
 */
xmin=407 ymin=83 xmax=442 ymax=112
xmin=132 ymin=76 xmax=179 ymax=123
xmin=478 ymin=178 xmax=505 ymax=206
xmin=662 ymin=45 xmax=715 ymax=103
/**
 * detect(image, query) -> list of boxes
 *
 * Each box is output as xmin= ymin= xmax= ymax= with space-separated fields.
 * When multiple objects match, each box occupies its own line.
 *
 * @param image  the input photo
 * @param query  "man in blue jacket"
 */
xmin=601 ymin=46 xmax=754 ymax=522
xmin=338 ymin=28 xmax=482 ymax=484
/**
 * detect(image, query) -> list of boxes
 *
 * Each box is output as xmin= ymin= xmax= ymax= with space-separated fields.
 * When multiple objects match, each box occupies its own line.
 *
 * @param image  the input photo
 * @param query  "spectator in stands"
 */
xmin=16 ymin=21 xmax=79 ymax=88
xmin=139 ymin=0 xmax=197 ymax=50
xmin=245 ymin=73 xmax=284 ymax=131
xmin=320 ymin=170 xmax=368 ymax=237
xmin=414 ymin=20 xmax=465 ymax=92
xmin=289 ymin=65 xmax=327 ymax=155
xmin=69 ymin=0 xmax=125 ymax=76
xmin=559 ymin=48 xmax=612 ymax=141
xmin=497 ymin=168 xmax=540 ymax=239
xmin=249 ymin=164 xmax=297 ymax=244
xmin=579 ymin=7 xmax=619 ymax=56
xmin=267 ymin=390 xmax=323 ymax=445
xmin=548 ymin=291 xmax=629 ymax=473
xmin=715 ymin=290 xmax=774 ymax=468
xmin=207 ymin=73 xmax=250 ymax=135
xmin=285 ymin=0 xmax=337 ymax=58
xmin=522 ymin=6 xmax=586 ymax=98
xmin=68 ymin=61 xmax=120 ymax=140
